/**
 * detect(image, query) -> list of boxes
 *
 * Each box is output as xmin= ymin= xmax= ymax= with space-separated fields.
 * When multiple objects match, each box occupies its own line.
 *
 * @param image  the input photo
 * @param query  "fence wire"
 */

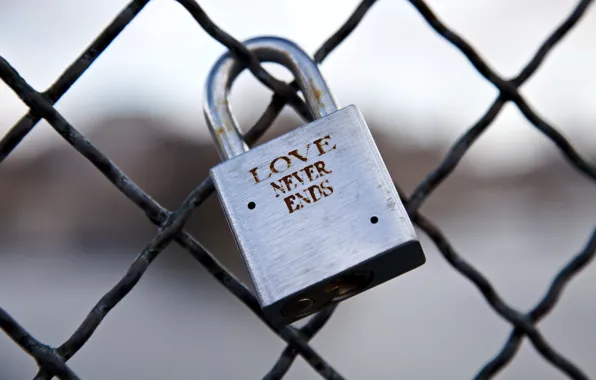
xmin=1 ymin=0 xmax=595 ymax=379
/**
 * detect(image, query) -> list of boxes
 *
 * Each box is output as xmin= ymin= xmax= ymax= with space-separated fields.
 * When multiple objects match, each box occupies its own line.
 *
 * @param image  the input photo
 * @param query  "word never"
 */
xmin=248 ymin=135 xmax=337 ymax=214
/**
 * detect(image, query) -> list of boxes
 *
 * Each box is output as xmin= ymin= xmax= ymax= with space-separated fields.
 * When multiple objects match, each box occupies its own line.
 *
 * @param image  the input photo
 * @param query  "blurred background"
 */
xmin=1 ymin=0 xmax=595 ymax=379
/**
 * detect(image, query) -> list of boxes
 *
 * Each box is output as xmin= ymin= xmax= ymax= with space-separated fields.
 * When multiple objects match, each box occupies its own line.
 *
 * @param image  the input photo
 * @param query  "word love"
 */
xmin=249 ymin=135 xmax=337 ymax=214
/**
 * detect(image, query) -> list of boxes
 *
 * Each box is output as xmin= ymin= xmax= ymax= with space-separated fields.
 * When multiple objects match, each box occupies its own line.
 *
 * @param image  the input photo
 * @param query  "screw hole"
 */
xmin=248 ymin=202 xmax=256 ymax=210
xmin=370 ymin=216 xmax=378 ymax=224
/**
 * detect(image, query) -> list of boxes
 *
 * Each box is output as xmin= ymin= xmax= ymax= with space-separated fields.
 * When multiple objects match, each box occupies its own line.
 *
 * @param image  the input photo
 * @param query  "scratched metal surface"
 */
xmin=211 ymin=105 xmax=420 ymax=311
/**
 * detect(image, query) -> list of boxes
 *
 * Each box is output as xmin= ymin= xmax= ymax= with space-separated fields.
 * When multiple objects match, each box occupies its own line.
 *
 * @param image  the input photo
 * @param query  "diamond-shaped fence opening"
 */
xmin=1 ymin=0 xmax=595 ymax=379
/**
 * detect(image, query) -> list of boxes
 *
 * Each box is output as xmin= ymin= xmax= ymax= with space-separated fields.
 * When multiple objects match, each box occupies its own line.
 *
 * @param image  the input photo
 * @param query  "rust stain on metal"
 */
xmin=214 ymin=127 xmax=227 ymax=138
xmin=309 ymin=79 xmax=323 ymax=104
xmin=214 ymin=119 xmax=234 ymax=139
xmin=216 ymin=96 xmax=230 ymax=108
xmin=313 ymin=87 xmax=322 ymax=103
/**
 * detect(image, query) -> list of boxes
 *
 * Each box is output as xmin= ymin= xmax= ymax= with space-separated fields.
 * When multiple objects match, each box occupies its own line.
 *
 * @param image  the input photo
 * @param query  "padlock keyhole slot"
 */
xmin=325 ymin=270 xmax=373 ymax=303
xmin=281 ymin=271 xmax=373 ymax=319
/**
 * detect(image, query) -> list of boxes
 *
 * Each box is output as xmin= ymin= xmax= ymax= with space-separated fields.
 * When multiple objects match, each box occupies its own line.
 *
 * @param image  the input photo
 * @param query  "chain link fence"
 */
xmin=1 ymin=0 xmax=595 ymax=379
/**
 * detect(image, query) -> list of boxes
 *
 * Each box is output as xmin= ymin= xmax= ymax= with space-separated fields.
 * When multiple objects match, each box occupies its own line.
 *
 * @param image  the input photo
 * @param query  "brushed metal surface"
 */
xmin=211 ymin=105 xmax=425 ymax=324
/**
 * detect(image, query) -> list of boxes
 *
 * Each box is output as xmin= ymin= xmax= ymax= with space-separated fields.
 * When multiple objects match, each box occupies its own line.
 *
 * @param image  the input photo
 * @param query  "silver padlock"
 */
xmin=204 ymin=36 xmax=426 ymax=325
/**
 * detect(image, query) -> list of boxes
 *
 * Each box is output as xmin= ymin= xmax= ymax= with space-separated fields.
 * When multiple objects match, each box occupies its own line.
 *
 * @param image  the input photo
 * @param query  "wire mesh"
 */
xmin=0 ymin=0 xmax=595 ymax=379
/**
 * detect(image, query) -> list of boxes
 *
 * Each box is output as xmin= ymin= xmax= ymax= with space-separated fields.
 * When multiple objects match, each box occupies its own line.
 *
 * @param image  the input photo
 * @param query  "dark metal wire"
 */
xmin=475 ymin=231 xmax=596 ymax=379
xmin=0 ymin=0 xmax=152 ymax=164
xmin=0 ymin=0 xmax=594 ymax=379
xmin=405 ymin=0 xmax=596 ymax=213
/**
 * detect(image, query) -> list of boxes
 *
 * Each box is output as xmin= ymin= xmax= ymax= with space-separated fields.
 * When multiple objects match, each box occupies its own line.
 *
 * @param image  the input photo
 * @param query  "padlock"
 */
xmin=204 ymin=36 xmax=426 ymax=325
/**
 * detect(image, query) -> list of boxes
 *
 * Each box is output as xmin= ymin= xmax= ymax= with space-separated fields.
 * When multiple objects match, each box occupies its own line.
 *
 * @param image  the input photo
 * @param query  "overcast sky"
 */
xmin=0 ymin=0 xmax=595 ymax=173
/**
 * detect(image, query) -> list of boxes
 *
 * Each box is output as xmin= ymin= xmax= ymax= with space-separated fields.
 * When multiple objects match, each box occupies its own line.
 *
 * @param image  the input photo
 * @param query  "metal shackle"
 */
xmin=203 ymin=36 xmax=338 ymax=161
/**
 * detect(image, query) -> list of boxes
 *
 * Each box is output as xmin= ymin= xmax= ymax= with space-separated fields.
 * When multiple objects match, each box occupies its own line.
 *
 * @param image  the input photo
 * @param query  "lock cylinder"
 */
xmin=325 ymin=270 xmax=374 ymax=302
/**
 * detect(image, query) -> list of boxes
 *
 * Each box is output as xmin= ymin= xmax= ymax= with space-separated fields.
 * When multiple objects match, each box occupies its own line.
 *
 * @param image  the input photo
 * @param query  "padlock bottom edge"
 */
xmin=263 ymin=239 xmax=426 ymax=326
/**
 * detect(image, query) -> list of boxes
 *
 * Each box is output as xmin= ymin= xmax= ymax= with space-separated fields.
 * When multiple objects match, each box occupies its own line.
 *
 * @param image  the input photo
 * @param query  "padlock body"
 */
xmin=210 ymin=105 xmax=425 ymax=325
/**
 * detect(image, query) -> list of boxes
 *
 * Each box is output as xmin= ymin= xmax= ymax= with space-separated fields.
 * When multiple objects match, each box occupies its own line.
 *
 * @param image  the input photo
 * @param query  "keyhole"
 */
xmin=324 ymin=271 xmax=373 ymax=302
xmin=281 ymin=298 xmax=315 ymax=317
xmin=248 ymin=202 xmax=256 ymax=210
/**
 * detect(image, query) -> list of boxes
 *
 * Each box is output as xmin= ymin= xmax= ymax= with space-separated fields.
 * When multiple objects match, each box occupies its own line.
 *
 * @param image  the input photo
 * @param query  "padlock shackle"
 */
xmin=204 ymin=36 xmax=338 ymax=161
